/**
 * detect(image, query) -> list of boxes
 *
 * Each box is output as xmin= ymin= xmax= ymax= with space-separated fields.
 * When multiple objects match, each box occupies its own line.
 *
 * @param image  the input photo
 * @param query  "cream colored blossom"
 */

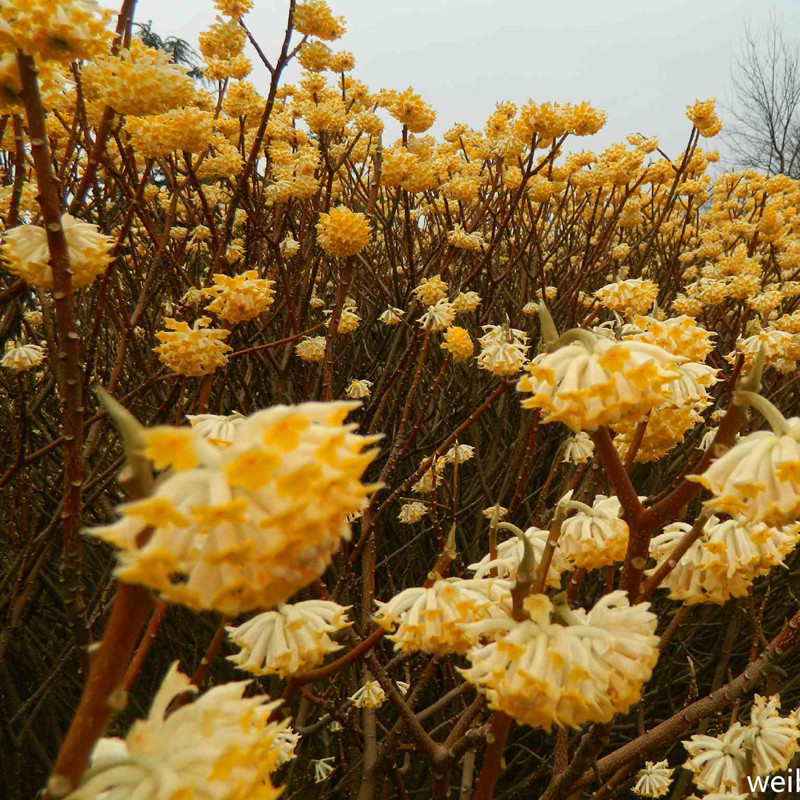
xmin=461 ymin=592 xmax=659 ymax=730
xmin=559 ymin=493 xmax=629 ymax=570
xmin=64 ymin=663 xmax=285 ymax=800
xmin=2 ymin=214 xmax=114 ymax=289
xmin=2 ymin=342 xmax=45 ymax=371
xmin=186 ymin=412 xmax=245 ymax=446
xmin=518 ymin=333 xmax=681 ymax=432
xmin=345 ymin=379 xmax=372 ymax=399
xmin=226 ymin=600 xmax=351 ymax=677
xmin=373 ymin=578 xmax=512 ymax=656
xmin=633 ymin=760 xmax=674 ymax=797
xmin=88 ymin=402 xmax=378 ymax=614
xmin=350 ymin=680 xmax=386 ymax=709
xmin=154 ymin=317 xmax=231 ymax=377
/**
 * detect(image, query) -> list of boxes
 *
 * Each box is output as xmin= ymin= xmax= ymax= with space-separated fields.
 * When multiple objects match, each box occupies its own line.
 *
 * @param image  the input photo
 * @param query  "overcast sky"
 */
xmin=101 ymin=0 xmax=800 ymax=162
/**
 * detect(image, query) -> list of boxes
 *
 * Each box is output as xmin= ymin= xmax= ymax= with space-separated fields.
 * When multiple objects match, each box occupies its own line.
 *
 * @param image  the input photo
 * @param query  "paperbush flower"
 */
xmin=595 ymin=278 xmax=659 ymax=315
xmin=412 ymin=275 xmax=448 ymax=305
xmin=2 ymin=342 xmax=45 ymax=371
xmin=558 ymin=493 xmax=629 ymax=570
xmin=154 ymin=317 xmax=232 ymax=377
xmin=469 ymin=527 xmax=566 ymax=588
xmin=441 ymin=326 xmax=474 ymax=362
xmin=373 ymin=578 xmax=512 ymax=656
xmin=186 ymin=411 xmax=245 ymax=446
xmin=88 ymin=402 xmax=379 ymax=614
xmin=518 ymin=333 xmax=680 ymax=432
xmin=350 ymin=680 xmax=385 ymax=708
xmin=691 ymin=404 xmax=800 ymax=525
xmin=227 ymin=600 xmax=351 ymax=677
xmin=200 ymin=270 xmax=276 ymax=324
xmin=633 ymin=760 xmax=674 ymax=797
xmin=65 ymin=663 xmax=286 ymax=800
xmin=316 ymin=206 xmax=371 ymax=257
xmin=295 ymin=335 xmax=327 ymax=362
xmin=461 ymin=592 xmax=659 ymax=730
xmin=345 ymin=378 xmax=372 ymax=398
xmin=2 ymin=214 xmax=114 ymax=289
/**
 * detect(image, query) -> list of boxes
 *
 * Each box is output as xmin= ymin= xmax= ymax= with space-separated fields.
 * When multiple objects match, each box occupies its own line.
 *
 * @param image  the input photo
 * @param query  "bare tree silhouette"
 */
xmin=725 ymin=18 xmax=800 ymax=177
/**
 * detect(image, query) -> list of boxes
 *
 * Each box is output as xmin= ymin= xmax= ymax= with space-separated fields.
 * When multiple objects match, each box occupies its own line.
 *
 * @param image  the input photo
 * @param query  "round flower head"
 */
xmin=345 ymin=379 xmax=372 ymax=399
xmin=477 ymin=325 xmax=530 ymax=376
xmin=412 ymin=275 xmax=448 ymax=306
xmin=294 ymin=0 xmax=346 ymax=41
xmin=295 ymin=335 xmax=326 ymax=362
xmin=469 ymin=526 xmax=565 ymax=588
xmin=448 ymin=224 xmax=484 ymax=250
xmin=326 ymin=305 xmax=360 ymax=334
xmin=2 ymin=342 xmax=45 ymax=371
xmin=445 ymin=442 xmax=475 ymax=464
xmin=186 ymin=411 xmax=245 ymax=446
xmin=595 ymin=279 xmax=659 ymax=315
xmin=452 ymin=290 xmax=481 ymax=313
xmin=88 ymin=402 xmax=379 ymax=614
xmin=629 ymin=314 xmax=715 ymax=361
xmin=517 ymin=332 xmax=681 ymax=432
xmin=81 ymin=40 xmax=194 ymax=117
xmin=461 ymin=592 xmax=659 ymax=730
xmin=226 ymin=600 xmax=351 ymax=677
xmin=154 ymin=317 xmax=232 ymax=377
xmin=2 ymin=214 xmax=114 ymax=289
xmin=398 ymin=501 xmax=428 ymax=524
xmin=559 ymin=493 xmax=629 ymax=570
xmin=563 ymin=431 xmax=594 ymax=464
xmin=633 ymin=760 xmax=674 ymax=798
xmin=64 ymin=662 xmax=285 ymax=800
xmin=373 ymin=578 xmax=512 ymax=656
xmin=199 ymin=270 xmax=275 ymax=324
xmin=419 ymin=299 xmax=455 ymax=332
xmin=316 ymin=207 xmax=371 ymax=257
xmin=690 ymin=397 xmax=800 ymax=525
xmin=744 ymin=694 xmax=800 ymax=776
xmin=350 ymin=680 xmax=386 ymax=709
xmin=647 ymin=516 xmax=798 ymax=605
xmin=441 ymin=326 xmax=474 ymax=362
xmin=0 ymin=0 xmax=114 ymax=65
xmin=683 ymin=723 xmax=747 ymax=793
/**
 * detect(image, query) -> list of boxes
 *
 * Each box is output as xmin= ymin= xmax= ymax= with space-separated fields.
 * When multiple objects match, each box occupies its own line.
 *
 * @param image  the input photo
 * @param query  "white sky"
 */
xmin=100 ymin=0 xmax=800 ymax=162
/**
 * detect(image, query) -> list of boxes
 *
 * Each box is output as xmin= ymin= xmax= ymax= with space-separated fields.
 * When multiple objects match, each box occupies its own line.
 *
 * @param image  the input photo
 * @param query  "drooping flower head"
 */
xmin=88 ymin=402 xmax=380 ymax=614
xmin=154 ymin=317 xmax=232 ymax=377
xmin=227 ymin=600 xmax=351 ymax=677
xmin=1 ymin=214 xmax=114 ymax=289
xmin=518 ymin=330 xmax=681 ymax=432
xmin=64 ymin=663 xmax=286 ymax=800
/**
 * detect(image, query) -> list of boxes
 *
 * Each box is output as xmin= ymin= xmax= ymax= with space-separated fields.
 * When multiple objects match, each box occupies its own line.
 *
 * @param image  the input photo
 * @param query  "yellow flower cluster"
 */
xmin=441 ymin=326 xmax=474 ymax=362
xmin=316 ymin=206 xmax=371 ymax=257
xmin=81 ymin=41 xmax=194 ymax=117
xmin=88 ymin=402 xmax=379 ymax=614
xmin=0 ymin=0 xmax=113 ymax=65
xmin=648 ymin=516 xmax=799 ymax=605
xmin=558 ymin=494 xmax=629 ymax=570
xmin=1 ymin=214 xmax=114 ymax=289
xmin=461 ymin=592 xmax=659 ymax=730
xmin=227 ymin=600 xmax=351 ymax=677
xmin=686 ymin=98 xmax=723 ymax=138
xmin=125 ymin=107 xmax=214 ymax=159
xmin=66 ymin=663 xmax=286 ymax=800
xmin=1 ymin=342 xmax=45 ymax=371
xmin=595 ymin=278 xmax=659 ymax=315
xmin=153 ymin=317 xmax=232 ymax=376
xmin=518 ymin=333 xmax=680 ymax=432
xmin=373 ymin=578 xmax=512 ymax=656
xmin=199 ymin=270 xmax=276 ymax=324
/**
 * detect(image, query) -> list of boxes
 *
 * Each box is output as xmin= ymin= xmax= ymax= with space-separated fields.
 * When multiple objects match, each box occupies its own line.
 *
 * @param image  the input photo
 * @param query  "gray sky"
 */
xmin=101 ymin=0 xmax=800 ymax=162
